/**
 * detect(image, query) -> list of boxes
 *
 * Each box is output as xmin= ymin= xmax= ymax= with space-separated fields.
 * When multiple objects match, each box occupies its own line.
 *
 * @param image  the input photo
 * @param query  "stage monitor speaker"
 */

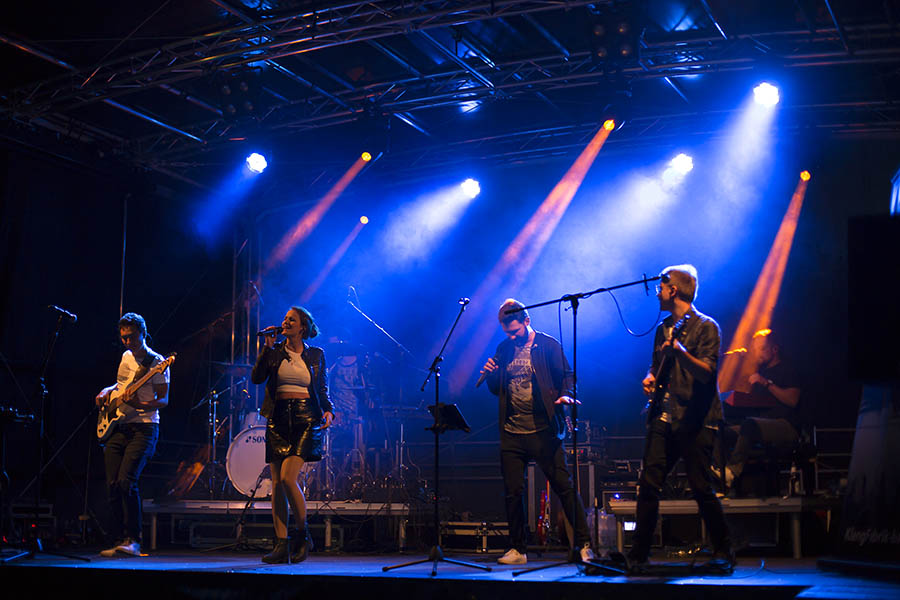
xmin=847 ymin=216 xmax=900 ymax=383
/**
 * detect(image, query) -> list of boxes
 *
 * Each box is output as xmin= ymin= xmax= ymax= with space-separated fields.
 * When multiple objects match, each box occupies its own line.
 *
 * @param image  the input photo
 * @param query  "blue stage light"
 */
xmin=670 ymin=153 xmax=694 ymax=175
xmin=753 ymin=82 xmax=780 ymax=106
xmin=461 ymin=178 xmax=481 ymax=199
xmin=246 ymin=152 xmax=268 ymax=173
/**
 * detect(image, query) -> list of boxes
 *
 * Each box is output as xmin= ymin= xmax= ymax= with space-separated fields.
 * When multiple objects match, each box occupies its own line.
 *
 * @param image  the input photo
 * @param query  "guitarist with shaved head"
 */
xmin=627 ymin=265 xmax=734 ymax=574
xmin=94 ymin=312 xmax=170 ymax=557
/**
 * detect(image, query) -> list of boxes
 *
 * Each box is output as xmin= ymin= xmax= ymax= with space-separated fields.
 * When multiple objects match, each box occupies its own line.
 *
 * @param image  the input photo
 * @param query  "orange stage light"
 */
xmin=299 ymin=220 xmax=366 ymax=303
xmin=361 ymin=152 xmax=372 ymax=162
xmin=800 ymin=170 xmax=811 ymax=182
xmin=603 ymin=119 xmax=616 ymax=131
xmin=718 ymin=174 xmax=809 ymax=393
xmin=443 ymin=124 xmax=615 ymax=394
xmin=264 ymin=156 xmax=368 ymax=274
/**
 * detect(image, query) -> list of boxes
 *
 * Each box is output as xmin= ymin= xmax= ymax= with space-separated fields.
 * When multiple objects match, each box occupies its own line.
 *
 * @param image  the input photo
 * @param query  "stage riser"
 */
xmin=4 ymin=565 xmax=810 ymax=600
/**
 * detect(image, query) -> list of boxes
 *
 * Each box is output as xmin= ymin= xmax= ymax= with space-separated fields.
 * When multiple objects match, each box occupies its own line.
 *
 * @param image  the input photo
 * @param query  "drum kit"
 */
xmin=195 ymin=339 xmax=419 ymax=501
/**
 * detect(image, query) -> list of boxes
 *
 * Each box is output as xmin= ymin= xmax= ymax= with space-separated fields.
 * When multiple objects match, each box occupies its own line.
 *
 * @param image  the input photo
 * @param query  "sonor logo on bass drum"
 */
xmin=245 ymin=435 xmax=265 ymax=444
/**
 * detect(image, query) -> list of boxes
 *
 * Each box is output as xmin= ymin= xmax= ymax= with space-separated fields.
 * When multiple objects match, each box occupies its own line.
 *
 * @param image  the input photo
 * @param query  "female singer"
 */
xmin=252 ymin=306 xmax=334 ymax=563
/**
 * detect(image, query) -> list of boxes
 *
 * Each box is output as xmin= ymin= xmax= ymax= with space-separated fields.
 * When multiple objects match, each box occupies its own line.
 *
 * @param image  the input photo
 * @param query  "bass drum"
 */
xmin=226 ymin=426 xmax=271 ymax=498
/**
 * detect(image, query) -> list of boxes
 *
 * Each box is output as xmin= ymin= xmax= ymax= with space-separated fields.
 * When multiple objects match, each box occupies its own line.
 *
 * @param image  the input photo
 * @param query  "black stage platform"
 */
xmin=3 ymin=551 xmax=898 ymax=600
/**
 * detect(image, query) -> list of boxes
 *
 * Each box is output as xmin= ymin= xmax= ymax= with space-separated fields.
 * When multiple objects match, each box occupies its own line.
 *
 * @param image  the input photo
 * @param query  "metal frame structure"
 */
xmin=3 ymin=1 xmax=900 ymax=187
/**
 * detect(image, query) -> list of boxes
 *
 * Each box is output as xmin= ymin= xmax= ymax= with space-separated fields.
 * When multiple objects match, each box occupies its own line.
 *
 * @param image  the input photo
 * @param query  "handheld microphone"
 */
xmin=475 ymin=351 xmax=500 ymax=388
xmin=48 ymin=305 xmax=77 ymax=323
xmin=256 ymin=326 xmax=283 ymax=337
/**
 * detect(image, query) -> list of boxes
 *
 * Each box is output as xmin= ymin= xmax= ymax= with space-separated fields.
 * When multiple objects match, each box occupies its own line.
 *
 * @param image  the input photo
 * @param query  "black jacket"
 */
xmin=251 ymin=341 xmax=333 ymax=420
xmin=486 ymin=330 xmax=574 ymax=439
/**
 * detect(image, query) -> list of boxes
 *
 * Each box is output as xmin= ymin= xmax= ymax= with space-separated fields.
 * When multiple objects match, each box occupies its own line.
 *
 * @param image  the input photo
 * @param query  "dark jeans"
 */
xmin=727 ymin=417 xmax=799 ymax=478
xmin=103 ymin=423 xmax=158 ymax=542
xmin=630 ymin=418 xmax=731 ymax=562
xmin=500 ymin=429 xmax=590 ymax=553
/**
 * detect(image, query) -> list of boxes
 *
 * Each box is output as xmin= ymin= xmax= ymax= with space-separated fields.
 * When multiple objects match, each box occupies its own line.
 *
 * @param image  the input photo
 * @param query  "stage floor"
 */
xmin=3 ymin=550 xmax=898 ymax=600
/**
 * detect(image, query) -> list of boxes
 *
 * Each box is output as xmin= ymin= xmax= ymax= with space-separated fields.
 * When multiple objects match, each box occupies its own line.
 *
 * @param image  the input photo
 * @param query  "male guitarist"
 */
xmin=94 ymin=313 xmax=169 ymax=557
xmin=628 ymin=265 xmax=734 ymax=573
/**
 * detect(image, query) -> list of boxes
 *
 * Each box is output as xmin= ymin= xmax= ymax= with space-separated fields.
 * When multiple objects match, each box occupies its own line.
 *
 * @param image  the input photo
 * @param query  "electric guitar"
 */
xmin=97 ymin=353 xmax=176 ymax=441
xmin=644 ymin=315 xmax=691 ymax=425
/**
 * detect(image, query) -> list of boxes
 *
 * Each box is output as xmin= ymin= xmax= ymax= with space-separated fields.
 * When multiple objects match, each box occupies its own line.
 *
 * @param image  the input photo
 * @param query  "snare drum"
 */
xmin=226 ymin=426 xmax=271 ymax=498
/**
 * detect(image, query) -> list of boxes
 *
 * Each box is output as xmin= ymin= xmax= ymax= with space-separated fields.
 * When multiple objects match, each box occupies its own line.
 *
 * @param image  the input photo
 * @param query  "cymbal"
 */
xmin=209 ymin=361 xmax=253 ymax=375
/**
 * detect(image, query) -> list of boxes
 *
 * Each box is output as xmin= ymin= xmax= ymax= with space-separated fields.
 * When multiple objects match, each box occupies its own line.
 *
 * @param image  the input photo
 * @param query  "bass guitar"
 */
xmin=644 ymin=315 xmax=691 ymax=425
xmin=97 ymin=353 xmax=176 ymax=442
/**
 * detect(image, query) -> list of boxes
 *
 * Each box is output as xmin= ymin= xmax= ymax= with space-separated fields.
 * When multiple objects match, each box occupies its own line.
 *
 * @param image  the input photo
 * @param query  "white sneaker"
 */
xmin=115 ymin=538 xmax=142 ymax=556
xmin=497 ymin=548 xmax=527 ymax=565
xmin=99 ymin=541 xmax=123 ymax=557
xmin=579 ymin=543 xmax=595 ymax=562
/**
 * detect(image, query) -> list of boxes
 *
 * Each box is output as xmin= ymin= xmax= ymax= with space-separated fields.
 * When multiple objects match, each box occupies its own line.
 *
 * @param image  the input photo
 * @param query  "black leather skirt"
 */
xmin=265 ymin=396 xmax=324 ymax=463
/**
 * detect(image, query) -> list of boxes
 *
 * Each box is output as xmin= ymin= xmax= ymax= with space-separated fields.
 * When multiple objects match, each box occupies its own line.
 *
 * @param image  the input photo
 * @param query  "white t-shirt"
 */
xmin=276 ymin=347 xmax=312 ymax=395
xmin=116 ymin=349 xmax=170 ymax=424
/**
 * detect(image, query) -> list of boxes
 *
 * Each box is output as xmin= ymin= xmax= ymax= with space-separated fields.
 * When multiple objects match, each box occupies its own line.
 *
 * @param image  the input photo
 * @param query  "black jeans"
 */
xmin=104 ymin=423 xmax=158 ymax=542
xmin=500 ymin=429 xmax=590 ymax=553
xmin=630 ymin=418 xmax=731 ymax=562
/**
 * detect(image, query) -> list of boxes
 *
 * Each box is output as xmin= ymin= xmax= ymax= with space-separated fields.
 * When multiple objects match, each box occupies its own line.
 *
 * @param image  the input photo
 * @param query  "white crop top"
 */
xmin=276 ymin=348 xmax=311 ymax=395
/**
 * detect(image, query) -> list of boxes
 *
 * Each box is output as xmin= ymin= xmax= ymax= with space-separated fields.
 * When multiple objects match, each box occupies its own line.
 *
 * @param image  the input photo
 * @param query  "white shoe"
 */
xmin=115 ymin=538 xmax=142 ymax=556
xmin=497 ymin=548 xmax=527 ymax=565
xmin=99 ymin=541 xmax=122 ymax=558
xmin=579 ymin=543 xmax=595 ymax=562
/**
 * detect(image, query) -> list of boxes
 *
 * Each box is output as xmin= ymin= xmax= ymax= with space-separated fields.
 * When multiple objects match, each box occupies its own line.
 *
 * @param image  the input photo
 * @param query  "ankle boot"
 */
xmin=262 ymin=537 xmax=289 ymax=564
xmin=290 ymin=525 xmax=313 ymax=563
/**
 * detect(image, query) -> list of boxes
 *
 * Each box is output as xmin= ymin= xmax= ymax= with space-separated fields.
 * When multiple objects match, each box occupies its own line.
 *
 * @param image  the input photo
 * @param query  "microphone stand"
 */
xmin=382 ymin=300 xmax=491 ymax=576
xmin=346 ymin=300 xmax=414 ymax=359
xmin=511 ymin=275 xmax=660 ymax=577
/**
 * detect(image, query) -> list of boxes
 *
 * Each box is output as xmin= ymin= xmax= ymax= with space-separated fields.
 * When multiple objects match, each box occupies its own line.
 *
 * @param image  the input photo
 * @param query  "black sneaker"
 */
xmin=625 ymin=552 xmax=650 ymax=575
xmin=706 ymin=547 xmax=736 ymax=574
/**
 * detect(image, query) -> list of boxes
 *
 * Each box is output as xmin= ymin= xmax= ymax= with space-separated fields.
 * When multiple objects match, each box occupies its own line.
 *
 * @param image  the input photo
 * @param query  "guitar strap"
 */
xmin=132 ymin=353 xmax=156 ymax=382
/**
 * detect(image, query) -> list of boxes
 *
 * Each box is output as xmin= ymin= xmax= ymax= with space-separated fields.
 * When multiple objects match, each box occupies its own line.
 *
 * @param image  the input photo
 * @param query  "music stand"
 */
xmin=383 ymin=300 xmax=491 ymax=576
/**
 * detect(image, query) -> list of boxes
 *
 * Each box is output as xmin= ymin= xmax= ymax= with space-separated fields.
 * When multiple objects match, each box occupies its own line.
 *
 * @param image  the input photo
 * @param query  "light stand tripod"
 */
xmin=383 ymin=299 xmax=491 ymax=576
xmin=511 ymin=275 xmax=660 ymax=577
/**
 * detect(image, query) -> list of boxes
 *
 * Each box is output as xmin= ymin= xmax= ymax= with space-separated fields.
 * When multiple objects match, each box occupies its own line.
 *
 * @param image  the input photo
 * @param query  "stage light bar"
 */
xmin=246 ymin=152 xmax=268 ymax=173
xmin=461 ymin=178 xmax=481 ymax=199
xmin=753 ymin=82 xmax=780 ymax=106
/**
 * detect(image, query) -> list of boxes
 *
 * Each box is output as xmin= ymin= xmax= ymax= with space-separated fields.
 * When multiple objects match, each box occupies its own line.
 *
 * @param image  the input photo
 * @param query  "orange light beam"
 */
xmin=299 ymin=219 xmax=366 ymax=303
xmin=264 ymin=156 xmax=367 ymax=274
xmin=719 ymin=173 xmax=809 ymax=393
xmin=445 ymin=124 xmax=615 ymax=394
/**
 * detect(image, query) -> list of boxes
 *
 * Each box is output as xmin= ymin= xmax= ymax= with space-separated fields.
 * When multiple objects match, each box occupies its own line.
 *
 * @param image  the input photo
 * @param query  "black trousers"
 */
xmin=103 ymin=423 xmax=158 ymax=542
xmin=630 ymin=417 xmax=731 ymax=562
xmin=500 ymin=429 xmax=590 ymax=553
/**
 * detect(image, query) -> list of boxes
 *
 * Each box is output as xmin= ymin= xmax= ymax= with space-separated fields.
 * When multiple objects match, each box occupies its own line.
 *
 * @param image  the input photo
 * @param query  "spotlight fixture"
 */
xmin=800 ymin=170 xmax=811 ymax=182
xmin=246 ymin=152 xmax=268 ymax=174
xmin=603 ymin=119 xmax=616 ymax=131
xmin=361 ymin=151 xmax=372 ymax=162
xmin=753 ymin=82 xmax=780 ymax=106
xmin=360 ymin=215 xmax=369 ymax=224
xmin=461 ymin=178 xmax=481 ymax=199
xmin=670 ymin=153 xmax=694 ymax=175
